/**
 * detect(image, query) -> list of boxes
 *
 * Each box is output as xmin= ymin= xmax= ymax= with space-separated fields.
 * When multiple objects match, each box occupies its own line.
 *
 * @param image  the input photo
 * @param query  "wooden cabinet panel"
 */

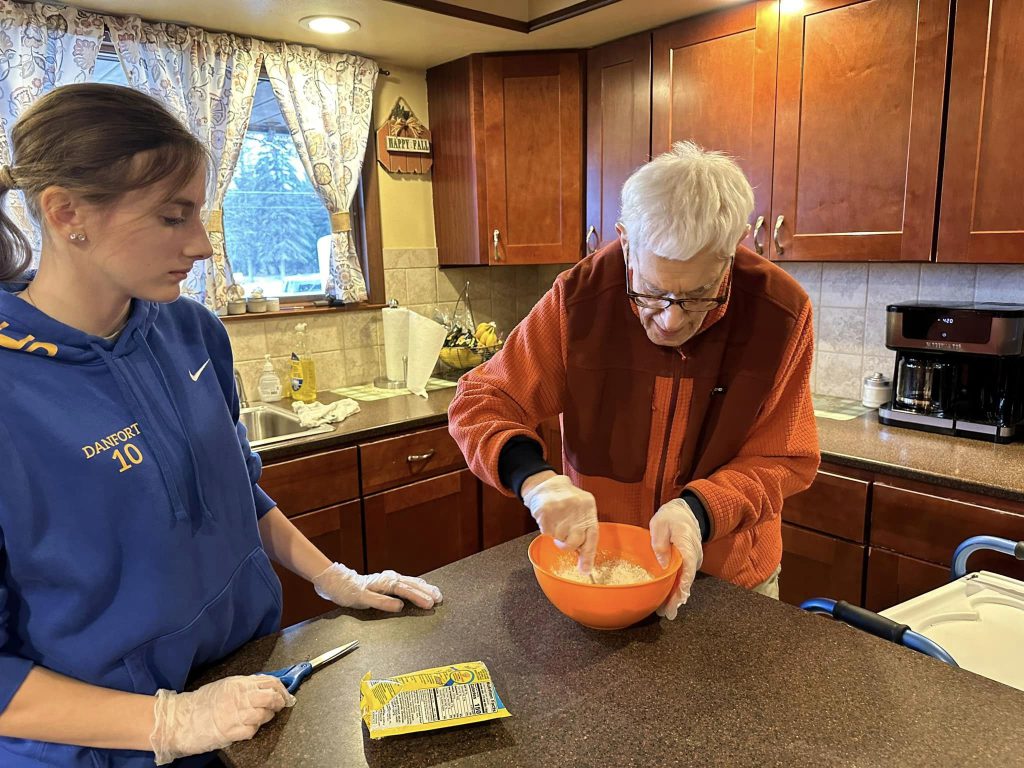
xmin=652 ymin=2 xmax=777 ymax=256
xmin=770 ymin=0 xmax=949 ymax=261
xmin=273 ymin=501 xmax=363 ymax=628
xmin=864 ymin=547 xmax=949 ymax=612
xmin=259 ymin=447 xmax=359 ymax=517
xmin=780 ymin=522 xmax=865 ymax=607
xmin=360 ymin=426 xmax=467 ymax=495
xmin=586 ymin=33 xmax=651 ymax=254
xmin=364 ymin=469 xmax=480 ymax=576
xmin=483 ymin=52 xmax=583 ymax=265
xmin=783 ymin=466 xmax=870 ymax=542
xmin=937 ymin=0 xmax=1024 ymax=263
xmin=482 ymin=482 xmax=534 ymax=549
xmin=871 ymin=480 xmax=1024 ymax=580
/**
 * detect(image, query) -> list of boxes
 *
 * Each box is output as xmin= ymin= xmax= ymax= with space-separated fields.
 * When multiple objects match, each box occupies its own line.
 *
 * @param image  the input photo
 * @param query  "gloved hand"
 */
xmin=312 ymin=562 xmax=443 ymax=612
xmin=522 ymin=474 xmax=599 ymax=574
xmin=150 ymin=675 xmax=295 ymax=765
xmin=650 ymin=498 xmax=704 ymax=620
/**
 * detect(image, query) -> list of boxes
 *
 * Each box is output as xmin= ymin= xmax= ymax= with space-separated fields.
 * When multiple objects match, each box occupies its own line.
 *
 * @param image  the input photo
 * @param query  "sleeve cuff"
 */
xmin=682 ymin=489 xmax=711 ymax=542
xmin=0 ymin=654 xmax=33 ymax=715
xmin=498 ymin=436 xmax=555 ymax=498
xmin=252 ymin=484 xmax=277 ymax=519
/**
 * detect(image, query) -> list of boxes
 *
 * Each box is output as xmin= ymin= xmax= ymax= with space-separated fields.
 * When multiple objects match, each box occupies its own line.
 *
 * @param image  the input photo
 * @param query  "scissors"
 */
xmin=262 ymin=640 xmax=359 ymax=694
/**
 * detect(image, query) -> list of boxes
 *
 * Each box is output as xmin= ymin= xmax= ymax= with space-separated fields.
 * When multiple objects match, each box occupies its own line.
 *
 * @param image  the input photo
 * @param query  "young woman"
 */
xmin=0 ymin=84 xmax=442 ymax=767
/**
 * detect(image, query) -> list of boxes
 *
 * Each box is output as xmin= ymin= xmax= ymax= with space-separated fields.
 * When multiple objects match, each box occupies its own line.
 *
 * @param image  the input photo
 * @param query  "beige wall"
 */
xmin=373 ymin=65 xmax=436 ymax=249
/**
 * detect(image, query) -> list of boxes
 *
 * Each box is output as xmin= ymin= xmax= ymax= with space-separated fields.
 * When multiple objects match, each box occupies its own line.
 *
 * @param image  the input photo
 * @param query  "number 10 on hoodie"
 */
xmin=112 ymin=443 xmax=144 ymax=473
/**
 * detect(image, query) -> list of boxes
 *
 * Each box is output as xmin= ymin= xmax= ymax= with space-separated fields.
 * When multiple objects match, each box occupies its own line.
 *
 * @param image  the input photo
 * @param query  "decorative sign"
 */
xmin=377 ymin=98 xmax=432 ymax=174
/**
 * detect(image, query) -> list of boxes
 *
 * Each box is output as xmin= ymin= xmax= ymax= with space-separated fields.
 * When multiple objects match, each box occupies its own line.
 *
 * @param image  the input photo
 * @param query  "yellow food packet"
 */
xmin=359 ymin=661 xmax=511 ymax=739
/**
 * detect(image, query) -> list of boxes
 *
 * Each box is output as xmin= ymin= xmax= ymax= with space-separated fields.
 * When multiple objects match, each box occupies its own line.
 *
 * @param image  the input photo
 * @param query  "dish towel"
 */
xmin=291 ymin=398 xmax=361 ymax=428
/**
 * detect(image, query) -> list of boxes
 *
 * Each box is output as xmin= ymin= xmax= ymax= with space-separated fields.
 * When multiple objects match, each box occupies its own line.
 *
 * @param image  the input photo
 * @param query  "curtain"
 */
xmin=109 ymin=16 xmax=262 ymax=313
xmin=263 ymin=42 xmax=377 ymax=303
xmin=0 ymin=1 xmax=105 ymax=264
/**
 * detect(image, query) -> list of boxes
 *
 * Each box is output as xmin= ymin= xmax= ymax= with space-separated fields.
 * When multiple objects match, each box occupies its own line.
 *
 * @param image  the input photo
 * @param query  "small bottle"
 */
xmin=257 ymin=355 xmax=282 ymax=402
xmin=862 ymin=371 xmax=892 ymax=409
xmin=290 ymin=322 xmax=318 ymax=403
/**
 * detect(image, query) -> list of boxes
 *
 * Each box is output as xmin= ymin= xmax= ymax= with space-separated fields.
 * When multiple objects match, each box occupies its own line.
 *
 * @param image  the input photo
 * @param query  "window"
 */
xmin=92 ymin=51 xmax=370 ymax=303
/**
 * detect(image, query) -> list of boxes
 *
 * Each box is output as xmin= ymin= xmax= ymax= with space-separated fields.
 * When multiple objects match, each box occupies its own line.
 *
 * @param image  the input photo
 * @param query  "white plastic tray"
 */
xmin=881 ymin=571 xmax=1024 ymax=691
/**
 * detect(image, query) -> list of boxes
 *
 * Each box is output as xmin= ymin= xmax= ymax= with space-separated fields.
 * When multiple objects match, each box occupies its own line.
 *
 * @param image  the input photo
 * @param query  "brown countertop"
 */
xmin=817 ymin=411 xmax=1024 ymax=502
xmin=211 ymin=535 xmax=1024 ymax=767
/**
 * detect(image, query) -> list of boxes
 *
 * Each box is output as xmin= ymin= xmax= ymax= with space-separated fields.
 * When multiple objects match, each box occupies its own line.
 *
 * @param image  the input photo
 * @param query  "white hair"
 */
xmin=619 ymin=141 xmax=755 ymax=262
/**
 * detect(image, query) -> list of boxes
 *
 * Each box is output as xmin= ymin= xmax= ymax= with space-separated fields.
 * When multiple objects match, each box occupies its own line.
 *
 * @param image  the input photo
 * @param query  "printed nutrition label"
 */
xmin=371 ymin=683 xmax=501 ymax=729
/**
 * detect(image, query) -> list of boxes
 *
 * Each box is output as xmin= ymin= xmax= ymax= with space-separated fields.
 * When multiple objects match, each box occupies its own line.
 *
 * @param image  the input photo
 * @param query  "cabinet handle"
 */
xmin=752 ymin=215 xmax=765 ymax=256
xmin=773 ymin=214 xmax=785 ymax=256
xmin=407 ymin=449 xmax=436 ymax=463
xmin=585 ymin=225 xmax=598 ymax=254
xmin=492 ymin=229 xmax=501 ymax=262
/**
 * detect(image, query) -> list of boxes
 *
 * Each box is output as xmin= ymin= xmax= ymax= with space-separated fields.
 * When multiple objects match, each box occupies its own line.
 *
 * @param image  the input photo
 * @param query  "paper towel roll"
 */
xmin=382 ymin=307 xmax=410 ymax=382
xmin=406 ymin=311 xmax=448 ymax=398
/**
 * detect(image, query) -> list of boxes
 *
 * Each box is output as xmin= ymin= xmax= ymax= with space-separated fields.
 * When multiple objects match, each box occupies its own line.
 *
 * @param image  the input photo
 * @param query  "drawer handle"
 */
xmin=407 ymin=449 xmax=436 ymax=463
xmin=585 ymin=224 xmax=598 ymax=254
xmin=773 ymin=214 xmax=785 ymax=256
xmin=492 ymin=229 xmax=501 ymax=262
xmin=752 ymin=214 xmax=765 ymax=256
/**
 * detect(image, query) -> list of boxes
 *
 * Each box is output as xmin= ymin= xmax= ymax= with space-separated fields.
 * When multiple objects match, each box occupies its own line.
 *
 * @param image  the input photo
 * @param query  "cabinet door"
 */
xmin=652 ymin=2 xmax=778 ymax=256
xmin=273 ymin=501 xmax=363 ymax=628
xmin=864 ymin=547 xmax=948 ymax=612
xmin=483 ymin=52 xmax=583 ymax=265
xmin=259 ymin=447 xmax=359 ymax=517
xmin=364 ymin=469 xmax=480 ymax=577
xmin=780 ymin=522 xmax=866 ymax=607
xmin=937 ymin=0 xmax=1024 ymax=263
xmin=586 ymin=33 xmax=651 ymax=254
xmin=770 ymin=0 xmax=949 ymax=261
xmin=481 ymin=482 xmax=534 ymax=549
xmin=782 ymin=465 xmax=870 ymax=542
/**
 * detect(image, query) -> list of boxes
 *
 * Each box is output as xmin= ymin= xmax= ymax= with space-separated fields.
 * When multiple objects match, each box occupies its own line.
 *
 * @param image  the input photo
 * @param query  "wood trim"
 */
xmin=359 ymin=124 xmax=386 ymax=304
xmin=383 ymin=0 xmax=529 ymax=32
xmin=220 ymin=302 xmax=386 ymax=322
xmin=530 ymin=0 xmax=624 ymax=31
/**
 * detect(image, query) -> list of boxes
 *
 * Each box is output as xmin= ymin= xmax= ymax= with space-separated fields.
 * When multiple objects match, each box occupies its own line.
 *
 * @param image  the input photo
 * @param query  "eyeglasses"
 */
xmin=625 ymin=252 xmax=733 ymax=313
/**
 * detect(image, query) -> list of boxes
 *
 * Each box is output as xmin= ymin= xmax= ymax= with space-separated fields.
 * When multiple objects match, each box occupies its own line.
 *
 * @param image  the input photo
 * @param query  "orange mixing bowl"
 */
xmin=528 ymin=522 xmax=683 ymax=630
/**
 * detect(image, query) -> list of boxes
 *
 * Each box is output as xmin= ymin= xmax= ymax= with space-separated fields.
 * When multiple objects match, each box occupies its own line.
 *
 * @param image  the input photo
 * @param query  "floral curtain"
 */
xmin=0 ymin=1 xmax=105 ymax=265
xmin=263 ymin=42 xmax=377 ymax=304
xmin=108 ymin=16 xmax=262 ymax=313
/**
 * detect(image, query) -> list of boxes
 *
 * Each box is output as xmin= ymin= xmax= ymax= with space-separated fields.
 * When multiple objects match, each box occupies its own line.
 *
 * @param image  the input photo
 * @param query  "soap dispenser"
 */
xmin=257 ymin=354 xmax=283 ymax=402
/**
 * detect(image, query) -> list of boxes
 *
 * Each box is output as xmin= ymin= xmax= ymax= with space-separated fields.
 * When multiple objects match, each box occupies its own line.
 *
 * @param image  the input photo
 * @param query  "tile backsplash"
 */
xmin=227 ymin=247 xmax=570 ymax=400
xmin=780 ymin=262 xmax=1024 ymax=401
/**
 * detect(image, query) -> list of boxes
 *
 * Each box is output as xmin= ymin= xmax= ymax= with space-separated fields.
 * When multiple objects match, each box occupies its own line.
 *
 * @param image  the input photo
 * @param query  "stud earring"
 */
xmin=69 ymin=232 xmax=87 ymax=242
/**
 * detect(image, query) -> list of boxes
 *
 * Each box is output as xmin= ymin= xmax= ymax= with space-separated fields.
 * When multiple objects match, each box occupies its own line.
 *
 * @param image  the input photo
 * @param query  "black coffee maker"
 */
xmin=878 ymin=302 xmax=1024 ymax=442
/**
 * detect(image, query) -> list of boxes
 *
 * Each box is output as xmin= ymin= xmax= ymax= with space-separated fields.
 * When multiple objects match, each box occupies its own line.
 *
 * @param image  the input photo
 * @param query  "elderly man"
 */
xmin=448 ymin=142 xmax=820 ymax=619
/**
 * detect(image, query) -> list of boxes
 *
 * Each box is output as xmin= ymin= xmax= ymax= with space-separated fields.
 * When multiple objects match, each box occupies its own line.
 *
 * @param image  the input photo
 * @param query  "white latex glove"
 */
xmin=522 ymin=474 xmax=599 ymax=575
xmin=312 ymin=562 xmax=443 ymax=612
xmin=650 ymin=498 xmax=704 ymax=620
xmin=150 ymin=675 xmax=295 ymax=765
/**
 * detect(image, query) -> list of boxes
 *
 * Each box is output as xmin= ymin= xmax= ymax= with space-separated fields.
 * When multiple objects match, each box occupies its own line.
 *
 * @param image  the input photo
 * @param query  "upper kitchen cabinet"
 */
xmin=651 ymin=3 xmax=778 ymax=256
xmin=585 ymin=33 xmax=651 ymax=255
xmin=937 ymin=0 xmax=1024 ymax=263
xmin=427 ymin=52 xmax=584 ymax=266
xmin=770 ymin=0 xmax=950 ymax=261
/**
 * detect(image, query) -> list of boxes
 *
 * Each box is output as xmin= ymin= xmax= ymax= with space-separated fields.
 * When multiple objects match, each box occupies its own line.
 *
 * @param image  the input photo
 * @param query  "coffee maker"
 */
xmin=878 ymin=302 xmax=1024 ymax=443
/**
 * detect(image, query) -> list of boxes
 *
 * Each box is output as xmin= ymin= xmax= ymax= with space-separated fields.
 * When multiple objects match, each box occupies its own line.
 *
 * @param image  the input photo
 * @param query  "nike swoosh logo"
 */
xmin=189 ymin=359 xmax=211 ymax=382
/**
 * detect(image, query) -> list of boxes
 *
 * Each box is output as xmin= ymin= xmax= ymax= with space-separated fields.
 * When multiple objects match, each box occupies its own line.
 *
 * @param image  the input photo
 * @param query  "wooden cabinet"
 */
xmin=585 ymin=33 xmax=651 ymax=254
xmin=481 ymin=483 xmax=534 ymax=550
xmin=272 ymin=501 xmax=363 ymax=628
xmin=770 ymin=0 xmax=949 ymax=262
xmin=937 ymin=0 xmax=1024 ymax=263
xmin=864 ymin=547 xmax=948 ymax=612
xmin=259 ymin=446 xmax=358 ymax=517
xmin=428 ymin=52 xmax=583 ymax=266
xmin=651 ymin=3 xmax=777 ymax=256
xmin=359 ymin=426 xmax=466 ymax=495
xmin=783 ymin=464 xmax=870 ymax=542
xmin=364 ymin=469 xmax=480 ymax=576
xmin=781 ymin=522 xmax=866 ymax=607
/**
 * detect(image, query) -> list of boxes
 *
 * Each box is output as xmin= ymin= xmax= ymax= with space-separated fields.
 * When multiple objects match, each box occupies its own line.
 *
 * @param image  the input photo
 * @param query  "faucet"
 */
xmin=233 ymin=368 xmax=249 ymax=409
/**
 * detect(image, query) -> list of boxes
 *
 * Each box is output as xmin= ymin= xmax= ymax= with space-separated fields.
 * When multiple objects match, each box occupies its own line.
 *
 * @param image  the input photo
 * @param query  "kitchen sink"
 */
xmin=238 ymin=404 xmax=334 ymax=449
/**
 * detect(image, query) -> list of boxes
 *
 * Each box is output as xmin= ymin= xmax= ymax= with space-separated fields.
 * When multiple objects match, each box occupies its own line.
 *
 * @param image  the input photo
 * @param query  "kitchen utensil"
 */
xmin=261 ymin=640 xmax=359 ymax=694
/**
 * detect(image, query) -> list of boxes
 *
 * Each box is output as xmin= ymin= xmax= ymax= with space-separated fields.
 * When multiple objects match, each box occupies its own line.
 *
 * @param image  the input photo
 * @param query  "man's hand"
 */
xmin=650 ymin=498 xmax=704 ymax=620
xmin=522 ymin=473 xmax=599 ymax=574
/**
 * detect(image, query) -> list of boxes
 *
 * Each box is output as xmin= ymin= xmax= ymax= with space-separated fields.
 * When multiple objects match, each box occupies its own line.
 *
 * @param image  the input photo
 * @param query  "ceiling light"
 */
xmin=299 ymin=16 xmax=360 ymax=34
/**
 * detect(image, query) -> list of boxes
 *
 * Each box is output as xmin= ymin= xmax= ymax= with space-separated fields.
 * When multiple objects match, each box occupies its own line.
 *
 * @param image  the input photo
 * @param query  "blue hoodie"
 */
xmin=0 ymin=281 xmax=282 ymax=767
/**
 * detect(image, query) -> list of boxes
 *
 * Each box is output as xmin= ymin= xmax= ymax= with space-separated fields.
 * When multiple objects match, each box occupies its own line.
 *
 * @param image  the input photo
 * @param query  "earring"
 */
xmin=69 ymin=232 xmax=87 ymax=242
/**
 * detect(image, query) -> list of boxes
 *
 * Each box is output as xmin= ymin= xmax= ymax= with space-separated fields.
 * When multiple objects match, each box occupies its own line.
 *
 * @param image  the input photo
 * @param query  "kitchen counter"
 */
xmin=818 ymin=411 xmax=1024 ymax=502
xmin=211 ymin=535 xmax=1024 ymax=767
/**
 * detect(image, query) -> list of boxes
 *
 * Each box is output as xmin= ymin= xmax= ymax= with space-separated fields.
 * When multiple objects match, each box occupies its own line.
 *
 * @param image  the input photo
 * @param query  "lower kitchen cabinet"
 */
xmin=864 ymin=547 xmax=948 ymax=613
xmin=780 ymin=522 xmax=865 ymax=607
xmin=364 ymin=469 xmax=480 ymax=577
xmin=481 ymin=482 xmax=534 ymax=549
xmin=272 ymin=501 xmax=364 ymax=628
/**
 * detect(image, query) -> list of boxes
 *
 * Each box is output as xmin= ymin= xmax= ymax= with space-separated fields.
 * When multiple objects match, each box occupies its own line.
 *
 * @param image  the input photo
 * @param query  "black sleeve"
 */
xmin=498 ymin=436 xmax=556 ymax=499
xmin=681 ymin=490 xmax=711 ymax=542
